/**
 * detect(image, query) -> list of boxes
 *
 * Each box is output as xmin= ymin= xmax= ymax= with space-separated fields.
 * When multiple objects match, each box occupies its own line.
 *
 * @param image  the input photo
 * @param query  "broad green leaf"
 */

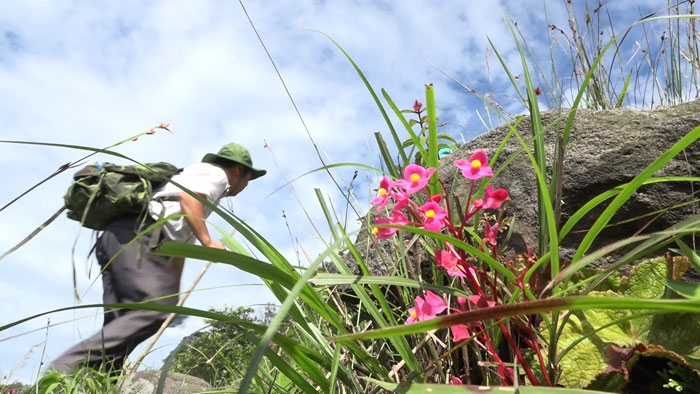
xmin=551 ymin=259 xmax=700 ymax=388
xmin=618 ymin=257 xmax=666 ymax=299
xmin=546 ymin=293 xmax=637 ymax=388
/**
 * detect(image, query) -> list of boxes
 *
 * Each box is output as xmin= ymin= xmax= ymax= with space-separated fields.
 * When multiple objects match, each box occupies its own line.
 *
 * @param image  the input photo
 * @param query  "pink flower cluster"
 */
xmin=370 ymin=149 xmax=508 ymax=241
xmin=369 ymin=149 xmax=511 ymax=347
xmin=370 ymin=164 xmax=445 ymax=237
xmin=406 ymin=290 xmax=498 ymax=345
xmin=406 ymin=290 xmax=446 ymax=323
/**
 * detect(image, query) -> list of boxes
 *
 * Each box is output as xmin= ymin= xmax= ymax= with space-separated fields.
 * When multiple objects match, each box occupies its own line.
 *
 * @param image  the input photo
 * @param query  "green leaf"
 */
xmin=425 ymin=83 xmax=439 ymax=195
xmin=619 ymin=257 xmax=667 ymax=299
xmin=548 ymin=294 xmax=636 ymax=388
xmin=384 ymin=89 xmax=427 ymax=166
xmin=677 ymin=239 xmax=700 ymax=272
xmin=552 ymin=259 xmax=700 ymax=388
xmin=155 ymin=243 xmax=298 ymax=290
xmin=667 ymin=280 xmax=700 ymax=300
xmin=309 ymin=273 xmax=470 ymax=299
xmin=314 ymin=31 xmax=409 ymax=168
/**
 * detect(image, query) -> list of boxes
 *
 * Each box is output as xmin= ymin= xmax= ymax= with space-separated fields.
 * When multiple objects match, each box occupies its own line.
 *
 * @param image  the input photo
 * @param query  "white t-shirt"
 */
xmin=149 ymin=162 xmax=230 ymax=243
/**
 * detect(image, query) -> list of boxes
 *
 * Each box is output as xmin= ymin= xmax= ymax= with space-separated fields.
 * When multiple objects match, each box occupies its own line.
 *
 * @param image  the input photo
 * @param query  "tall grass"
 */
xmin=3 ymin=1 xmax=700 ymax=393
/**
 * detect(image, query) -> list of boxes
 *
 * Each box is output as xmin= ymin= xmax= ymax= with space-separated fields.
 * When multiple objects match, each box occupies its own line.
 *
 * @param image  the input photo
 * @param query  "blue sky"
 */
xmin=0 ymin=0 xmax=672 ymax=384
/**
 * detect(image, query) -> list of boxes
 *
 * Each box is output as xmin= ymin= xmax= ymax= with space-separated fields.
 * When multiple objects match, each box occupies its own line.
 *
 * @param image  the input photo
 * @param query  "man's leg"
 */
xmin=50 ymin=220 xmax=180 ymax=373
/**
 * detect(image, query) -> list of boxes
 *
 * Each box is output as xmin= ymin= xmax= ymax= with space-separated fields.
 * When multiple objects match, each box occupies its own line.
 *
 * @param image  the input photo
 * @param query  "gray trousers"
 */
xmin=50 ymin=217 xmax=180 ymax=374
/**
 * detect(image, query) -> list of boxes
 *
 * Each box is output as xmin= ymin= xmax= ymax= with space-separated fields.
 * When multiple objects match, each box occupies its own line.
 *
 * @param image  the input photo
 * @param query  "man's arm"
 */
xmin=170 ymin=256 xmax=185 ymax=289
xmin=178 ymin=191 xmax=225 ymax=250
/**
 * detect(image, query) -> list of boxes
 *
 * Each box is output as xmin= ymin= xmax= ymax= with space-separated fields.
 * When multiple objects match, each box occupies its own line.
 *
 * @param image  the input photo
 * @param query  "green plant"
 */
xmin=27 ymin=368 xmax=119 ymax=394
xmin=0 ymin=382 xmax=28 ymax=394
xmin=168 ymin=305 xmax=277 ymax=388
xmin=658 ymin=361 xmax=700 ymax=393
xmin=309 ymin=3 xmax=700 ymax=391
xmin=399 ymin=99 xmax=458 ymax=167
xmin=549 ymin=258 xmax=700 ymax=390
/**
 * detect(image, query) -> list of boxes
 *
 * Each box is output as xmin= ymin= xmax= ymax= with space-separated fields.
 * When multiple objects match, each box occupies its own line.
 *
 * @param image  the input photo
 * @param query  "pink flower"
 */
xmin=450 ymin=376 xmax=464 ymax=385
xmin=371 ymin=176 xmax=393 ymax=210
xmin=419 ymin=199 xmax=447 ymax=232
xmin=390 ymin=210 xmax=408 ymax=226
xmin=436 ymin=250 xmax=467 ymax=278
xmin=473 ymin=185 xmax=509 ymax=210
xmin=413 ymin=100 xmax=423 ymax=112
xmin=392 ymin=190 xmax=410 ymax=211
xmin=454 ymin=149 xmax=493 ymax=180
xmin=372 ymin=217 xmax=397 ymax=240
xmin=406 ymin=290 xmax=447 ymax=323
xmin=468 ymin=295 xmax=497 ymax=309
xmin=395 ymin=164 xmax=436 ymax=195
xmin=456 ymin=296 xmax=467 ymax=309
xmin=485 ymin=221 xmax=499 ymax=246
xmin=372 ymin=211 xmax=408 ymax=240
xmin=484 ymin=185 xmax=509 ymax=209
xmin=451 ymin=324 xmax=470 ymax=343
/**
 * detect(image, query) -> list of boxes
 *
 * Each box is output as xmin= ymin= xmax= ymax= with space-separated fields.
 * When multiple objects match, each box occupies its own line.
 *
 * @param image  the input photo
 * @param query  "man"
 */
xmin=50 ymin=142 xmax=266 ymax=374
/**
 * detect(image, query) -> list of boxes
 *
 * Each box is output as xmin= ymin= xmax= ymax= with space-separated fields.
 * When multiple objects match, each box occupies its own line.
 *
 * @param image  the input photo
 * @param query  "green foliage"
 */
xmin=28 ymin=368 xmax=119 ymax=394
xmin=396 ymin=98 xmax=458 ymax=168
xmin=0 ymin=381 xmax=29 ymax=394
xmin=550 ymin=258 xmax=700 ymax=389
xmin=168 ymin=304 xmax=277 ymax=388
xmin=658 ymin=362 xmax=700 ymax=393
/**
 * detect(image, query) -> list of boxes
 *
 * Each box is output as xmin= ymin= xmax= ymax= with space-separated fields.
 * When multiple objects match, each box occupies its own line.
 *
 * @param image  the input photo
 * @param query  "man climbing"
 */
xmin=50 ymin=142 xmax=266 ymax=374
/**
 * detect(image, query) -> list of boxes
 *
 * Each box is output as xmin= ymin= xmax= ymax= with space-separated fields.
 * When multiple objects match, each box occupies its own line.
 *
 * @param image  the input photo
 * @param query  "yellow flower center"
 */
xmin=410 ymin=173 xmax=421 ymax=183
xmin=378 ymin=188 xmax=387 ymax=197
xmin=471 ymin=159 xmax=482 ymax=169
xmin=426 ymin=209 xmax=435 ymax=219
xmin=410 ymin=310 xmax=418 ymax=318
xmin=372 ymin=227 xmax=379 ymax=235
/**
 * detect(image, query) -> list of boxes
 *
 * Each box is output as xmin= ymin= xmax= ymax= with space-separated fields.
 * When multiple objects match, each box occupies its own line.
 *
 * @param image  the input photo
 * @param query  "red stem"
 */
xmin=498 ymin=321 xmax=540 ymax=385
xmin=460 ymin=181 xmax=477 ymax=231
xmin=519 ymin=317 xmax=553 ymax=386
xmin=476 ymin=324 xmax=514 ymax=385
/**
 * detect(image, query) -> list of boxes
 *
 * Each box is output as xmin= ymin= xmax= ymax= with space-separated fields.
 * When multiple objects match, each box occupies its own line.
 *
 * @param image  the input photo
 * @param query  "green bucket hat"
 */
xmin=202 ymin=143 xmax=267 ymax=180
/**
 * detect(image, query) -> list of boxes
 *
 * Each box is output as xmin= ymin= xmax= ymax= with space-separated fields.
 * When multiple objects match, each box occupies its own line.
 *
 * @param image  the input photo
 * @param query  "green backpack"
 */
xmin=64 ymin=162 xmax=181 ymax=230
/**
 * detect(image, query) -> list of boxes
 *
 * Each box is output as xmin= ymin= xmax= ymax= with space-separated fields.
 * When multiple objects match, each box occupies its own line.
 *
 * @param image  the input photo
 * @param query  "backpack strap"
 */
xmin=78 ymin=169 xmax=106 ymax=228
xmin=147 ymin=195 xmax=181 ymax=249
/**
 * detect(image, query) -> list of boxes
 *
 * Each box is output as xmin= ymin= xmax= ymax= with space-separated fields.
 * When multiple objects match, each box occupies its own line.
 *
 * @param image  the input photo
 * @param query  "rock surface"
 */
xmin=349 ymin=101 xmax=700 ymax=277
xmin=118 ymin=370 xmax=212 ymax=394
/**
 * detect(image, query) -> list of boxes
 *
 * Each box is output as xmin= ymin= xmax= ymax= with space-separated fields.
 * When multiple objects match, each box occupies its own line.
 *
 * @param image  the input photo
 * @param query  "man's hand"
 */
xmin=203 ymin=240 xmax=226 ymax=250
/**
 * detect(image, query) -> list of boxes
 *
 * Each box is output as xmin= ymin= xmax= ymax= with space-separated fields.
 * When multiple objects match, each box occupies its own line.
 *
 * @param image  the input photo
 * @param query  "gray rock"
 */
xmin=118 ymin=370 xmax=213 ymax=394
xmin=441 ymin=101 xmax=700 ymax=264
xmin=346 ymin=100 xmax=700 ymax=279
